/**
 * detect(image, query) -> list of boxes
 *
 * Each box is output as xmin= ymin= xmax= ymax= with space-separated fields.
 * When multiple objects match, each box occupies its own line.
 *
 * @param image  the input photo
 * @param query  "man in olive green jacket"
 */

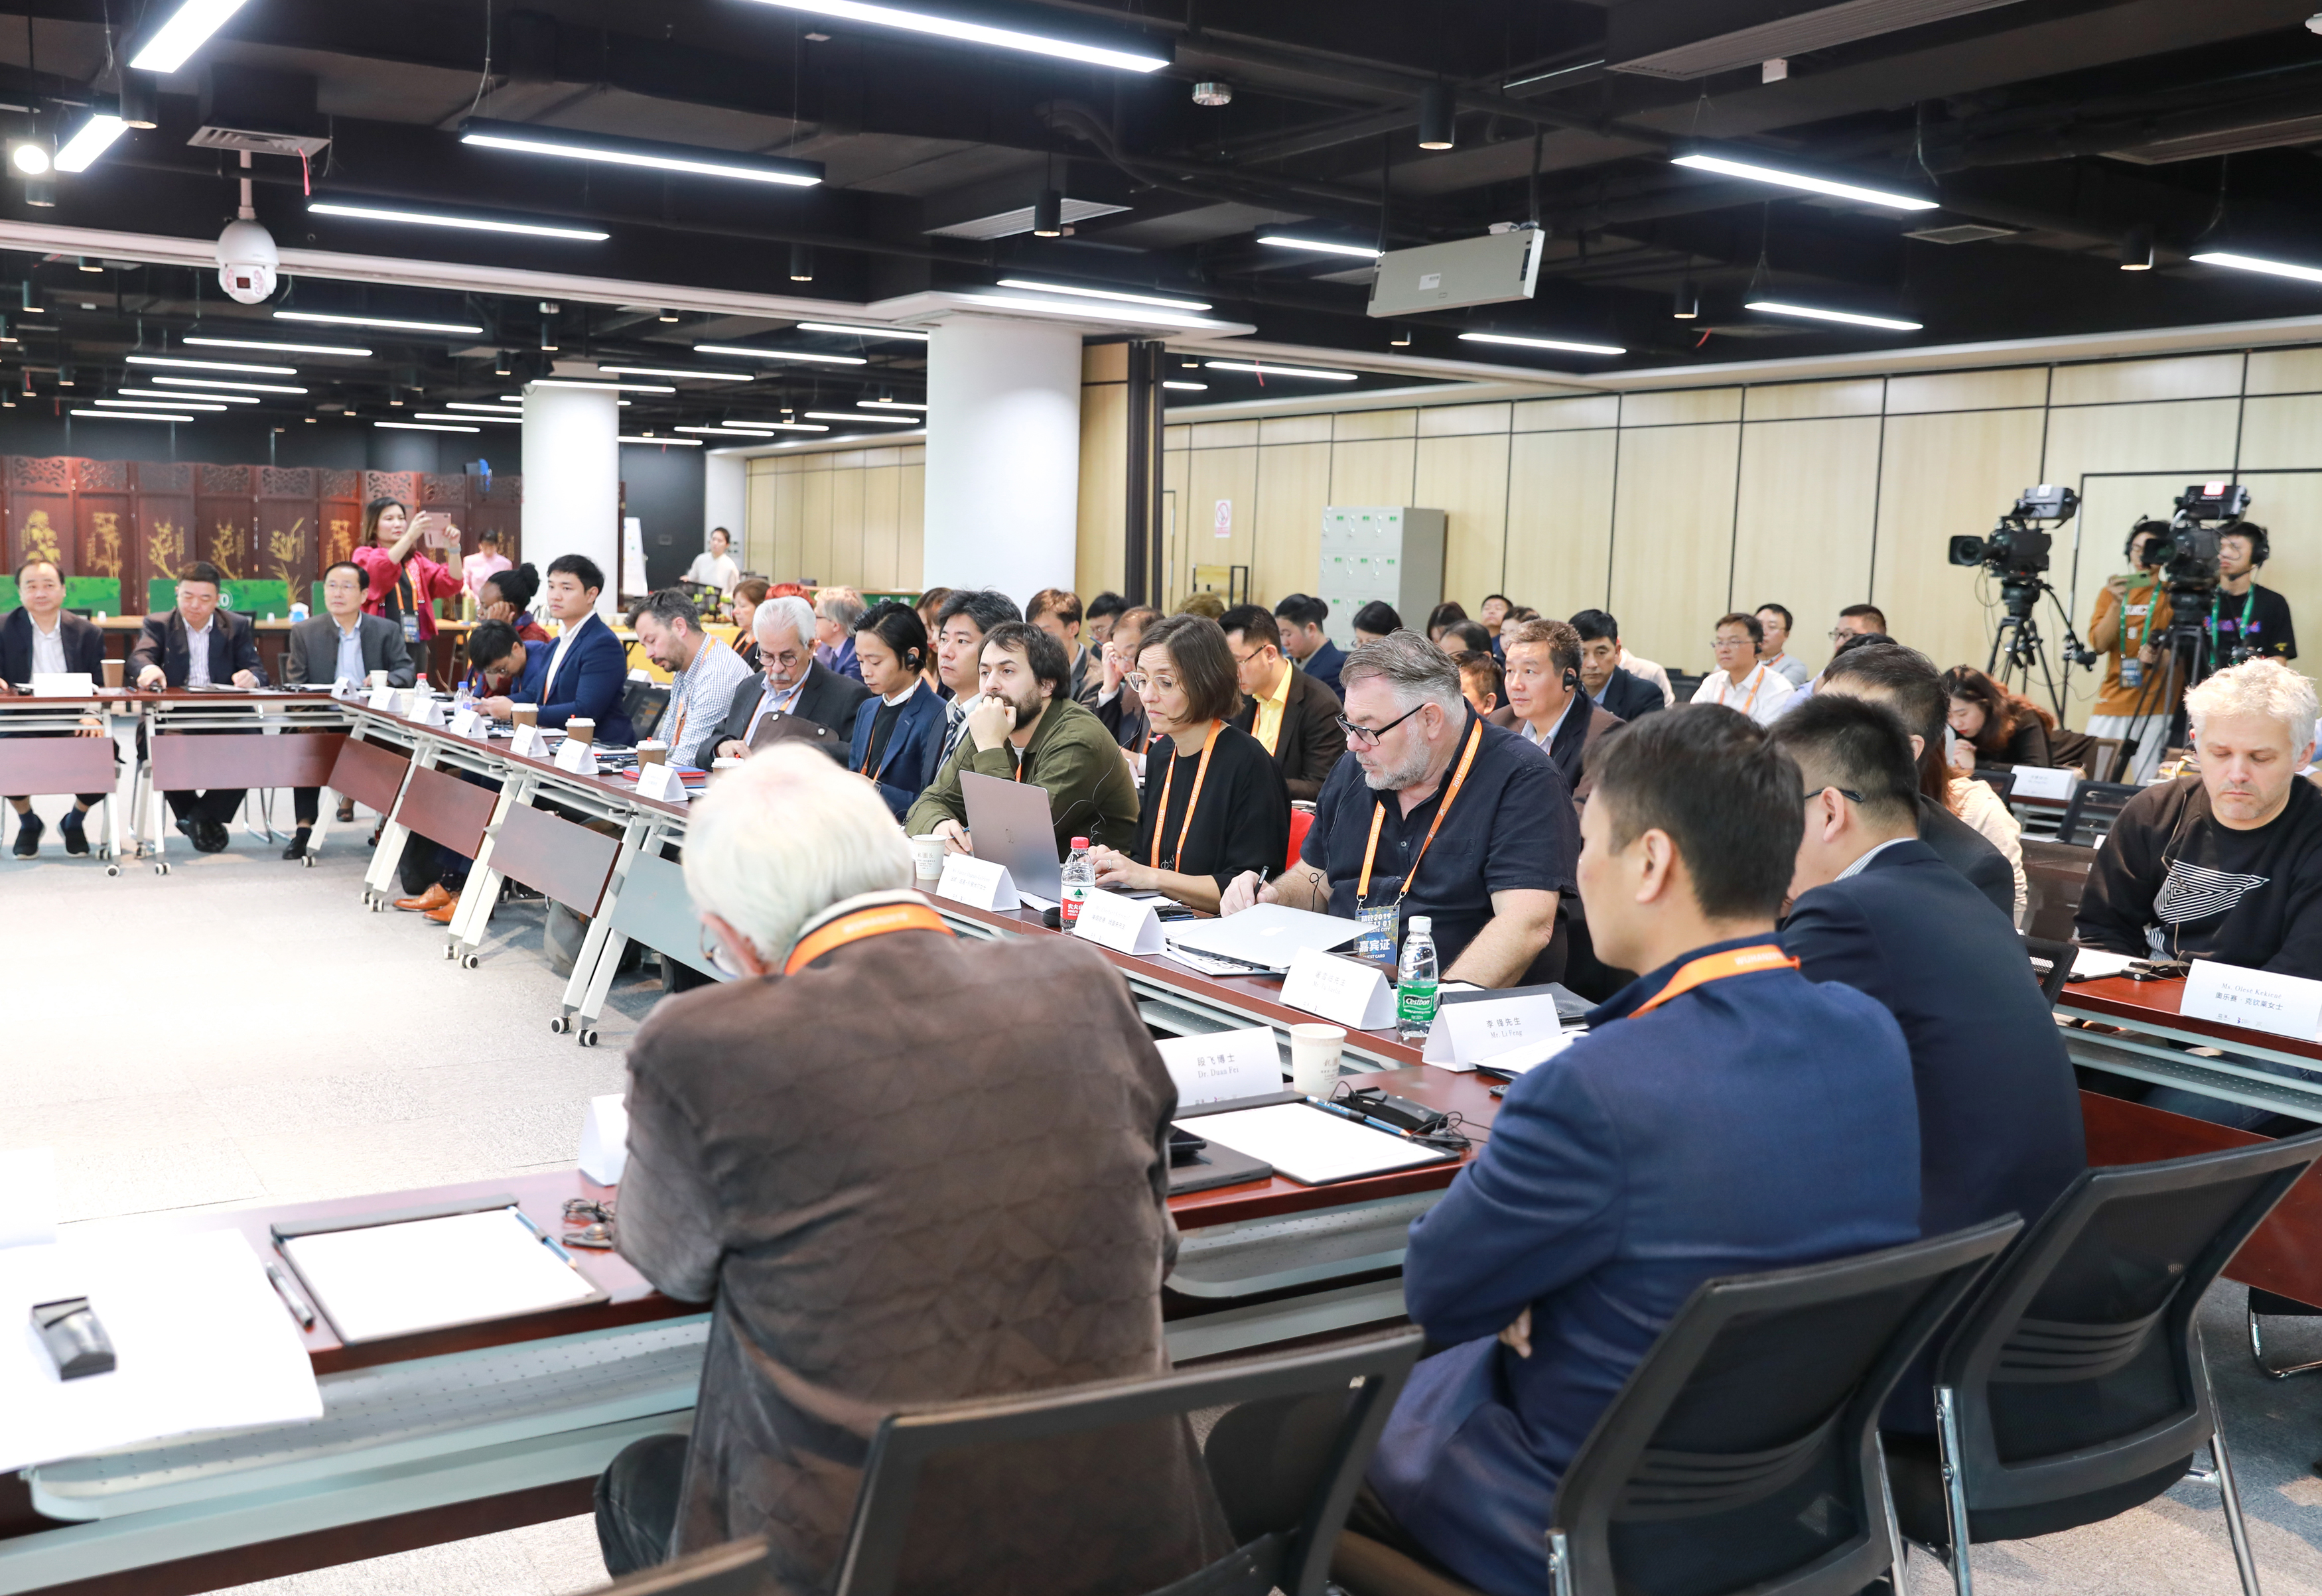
xmin=906 ymin=620 xmax=1141 ymax=854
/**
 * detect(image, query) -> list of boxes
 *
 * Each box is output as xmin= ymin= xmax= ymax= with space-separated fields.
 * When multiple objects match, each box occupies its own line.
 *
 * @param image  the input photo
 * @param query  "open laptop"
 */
xmin=1164 ymin=902 xmax=1363 ymax=971
xmin=959 ymin=769 xmax=1065 ymax=900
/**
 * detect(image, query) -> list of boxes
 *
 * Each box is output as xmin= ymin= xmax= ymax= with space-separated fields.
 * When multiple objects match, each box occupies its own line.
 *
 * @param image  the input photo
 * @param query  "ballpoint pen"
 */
xmin=265 ymin=1262 xmax=316 ymax=1329
xmin=1306 ymin=1095 xmax=1410 ymax=1137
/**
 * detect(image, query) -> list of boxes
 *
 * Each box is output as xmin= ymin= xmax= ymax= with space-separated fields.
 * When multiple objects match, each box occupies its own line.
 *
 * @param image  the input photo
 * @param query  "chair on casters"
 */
xmin=2056 ymin=780 xmax=2142 ymax=848
xmin=824 ymin=1329 xmax=1423 ymax=1596
xmin=2246 ymin=1287 xmax=2322 ymax=1379
xmin=584 ymin=1538 xmax=767 ymax=1594
xmin=1330 ymin=1219 xmax=2021 ymax=1596
xmin=1885 ymin=1127 xmax=2322 ymax=1596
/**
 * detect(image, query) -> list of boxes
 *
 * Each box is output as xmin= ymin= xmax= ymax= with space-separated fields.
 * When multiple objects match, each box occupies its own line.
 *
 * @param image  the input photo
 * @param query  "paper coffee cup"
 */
xmin=1289 ymin=1023 xmax=1345 ymax=1098
xmin=710 ymin=756 xmax=743 ymax=782
xmin=512 ymin=705 xmax=538 ymax=726
xmin=636 ymin=740 xmax=667 ymax=765
xmin=566 ymin=718 xmax=595 ymax=746
xmin=101 ymin=659 xmax=123 ymax=690
xmin=909 ymin=832 xmax=946 ymax=880
xmin=367 ymin=670 xmax=389 ymax=690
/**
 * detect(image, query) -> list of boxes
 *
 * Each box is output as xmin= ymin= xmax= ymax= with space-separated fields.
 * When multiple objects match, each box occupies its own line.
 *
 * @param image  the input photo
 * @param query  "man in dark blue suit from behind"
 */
xmin=1771 ymin=692 xmax=2085 ymax=1426
xmin=1353 ymin=705 xmax=1922 ymax=1596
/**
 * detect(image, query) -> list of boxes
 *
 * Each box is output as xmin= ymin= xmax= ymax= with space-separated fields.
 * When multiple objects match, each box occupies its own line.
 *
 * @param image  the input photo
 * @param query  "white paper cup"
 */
xmin=366 ymin=670 xmax=389 ymax=691
xmin=1289 ymin=1023 xmax=1345 ymax=1098
xmin=566 ymin=717 xmax=596 ymax=746
xmin=909 ymin=832 xmax=946 ymax=880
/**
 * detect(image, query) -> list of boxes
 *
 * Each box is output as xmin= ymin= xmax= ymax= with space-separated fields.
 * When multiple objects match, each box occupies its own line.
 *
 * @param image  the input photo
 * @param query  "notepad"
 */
xmin=280 ymin=1208 xmax=603 ymax=1343
xmin=1176 ymin=1102 xmax=1454 ymax=1186
xmin=2070 ymin=949 xmax=2140 ymax=980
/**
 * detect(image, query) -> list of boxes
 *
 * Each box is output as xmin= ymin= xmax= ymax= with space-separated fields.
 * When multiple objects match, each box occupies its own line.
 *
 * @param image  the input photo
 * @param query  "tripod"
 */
xmin=1986 ymin=574 xmax=2093 ymax=724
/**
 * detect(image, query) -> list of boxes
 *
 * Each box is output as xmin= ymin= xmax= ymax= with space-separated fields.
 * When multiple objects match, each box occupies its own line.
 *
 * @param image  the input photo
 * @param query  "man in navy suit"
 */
xmin=1274 ymin=592 xmax=1344 ymax=700
xmin=478 ymin=553 xmax=636 ymax=746
xmin=3 ymin=557 xmax=111 ymax=856
xmin=1572 ymin=608 xmax=1666 ymax=722
xmin=129 ymin=561 xmax=268 ymax=852
xmin=1772 ymin=693 xmax=2084 ymax=1426
xmin=1357 ymin=706 xmax=1921 ymax=1596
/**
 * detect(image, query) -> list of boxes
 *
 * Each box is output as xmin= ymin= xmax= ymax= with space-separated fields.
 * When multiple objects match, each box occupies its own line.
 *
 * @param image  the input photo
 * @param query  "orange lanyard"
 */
xmin=1150 ymin=720 xmax=1221 ymax=871
xmin=858 ymin=689 xmax=910 ymax=775
xmin=1631 ymin=945 xmax=1797 ymax=1016
xmin=784 ymin=901 xmax=953 ymax=974
xmin=1357 ymin=719 xmax=1483 ymax=907
xmin=1716 ymin=665 xmax=1765 ymax=716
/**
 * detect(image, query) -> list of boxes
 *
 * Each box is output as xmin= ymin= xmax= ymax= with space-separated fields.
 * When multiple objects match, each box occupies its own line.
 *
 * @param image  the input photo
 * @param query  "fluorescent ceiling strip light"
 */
xmin=1671 ymin=151 xmax=1937 ymax=212
xmin=795 ymin=322 xmax=931 ymax=340
xmin=1257 ymin=235 xmax=1382 ymax=259
xmin=622 ymin=435 xmax=703 ymax=445
xmin=415 ymin=411 xmax=519 ymax=423
xmin=675 ymin=425 xmax=768 ymax=436
xmin=376 ymin=421 xmax=479 ymax=432
xmin=119 ymin=386 xmax=255 ymax=403
xmin=1460 ymin=330 xmax=1627 ymax=356
xmin=310 ymin=200 xmax=608 ymax=241
xmin=74 ymin=408 xmax=194 ymax=421
xmin=527 ymin=378 xmax=677 ymax=393
xmin=953 ymin=293 xmax=1228 ymax=330
xmin=859 ymin=399 xmax=927 ymax=410
xmin=803 ymin=410 xmax=918 ymax=424
xmin=184 ymin=336 xmax=371 ymax=356
xmin=2189 ymin=250 xmax=2322 ymax=285
xmin=151 ymin=375 xmax=307 ymax=393
xmin=128 ymin=354 xmax=296 ymax=375
xmin=723 ymin=421 xmax=828 ymax=432
xmin=1162 ymin=380 xmax=1207 ymax=390
xmin=738 ymin=0 xmax=1168 ymax=73
xmin=458 ymin=119 xmax=822 ymax=188
xmin=995 ymin=277 xmax=1209 ymax=310
xmin=693 ymin=343 xmax=868 ymax=366
xmin=54 ymin=115 xmax=127 ymax=174
xmin=97 ymin=397 xmax=227 ymax=410
xmin=128 ymin=0 xmax=247 ymax=72
xmin=276 ymin=310 xmax=486 ymax=335
xmin=1203 ymin=360 xmax=1359 ymax=381
xmin=1745 ymin=299 xmax=1923 ymax=331
xmin=595 ymin=366 xmax=754 ymax=381
xmin=446 ymin=400 xmax=523 ymax=411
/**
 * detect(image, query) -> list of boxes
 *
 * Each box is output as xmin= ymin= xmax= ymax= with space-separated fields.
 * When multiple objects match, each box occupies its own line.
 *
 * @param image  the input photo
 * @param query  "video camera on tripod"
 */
xmin=1949 ymin=486 xmax=2098 ymax=716
xmin=2134 ymin=480 xmax=2251 ymax=602
xmin=1947 ymin=484 xmax=2077 ymax=580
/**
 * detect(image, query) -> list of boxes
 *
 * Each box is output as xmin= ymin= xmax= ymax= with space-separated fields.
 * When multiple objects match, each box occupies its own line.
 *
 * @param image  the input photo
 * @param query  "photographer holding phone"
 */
xmin=352 ymin=498 xmax=464 ymax=649
xmin=2085 ymin=521 xmax=2179 ymax=784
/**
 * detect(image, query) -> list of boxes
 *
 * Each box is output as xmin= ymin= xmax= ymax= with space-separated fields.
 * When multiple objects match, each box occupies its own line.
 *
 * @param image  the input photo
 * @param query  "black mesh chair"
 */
xmin=2247 ymin=1286 xmax=2322 ymax=1379
xmin=1887 ymin=1128 xmax=2322 ymax=1596
xmin=621 ymin=680 xmax=673 ymax=744
xmin=825 ymin=1329 xmax=1423 ymax=1596
xmin=2022 ymin=935 xmax=2075 ymax=1009
xmin=1972 ymin=766 xmax=2017 ymax=803
xmin=591 ymin=1539 xmax=767 ymax=1593
xmin=2019 ymin=838 xmax=2096 ymax=944
xmin=2057 ymin=780 xmax=2142 ymax=847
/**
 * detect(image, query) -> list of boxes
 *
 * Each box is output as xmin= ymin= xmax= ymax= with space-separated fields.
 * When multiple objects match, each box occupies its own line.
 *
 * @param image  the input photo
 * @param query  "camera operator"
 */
xmin=2211 ymin=523 xmax=2297 ymax=667
xmin=2085 ymin=521 xmax=2179 ymax=784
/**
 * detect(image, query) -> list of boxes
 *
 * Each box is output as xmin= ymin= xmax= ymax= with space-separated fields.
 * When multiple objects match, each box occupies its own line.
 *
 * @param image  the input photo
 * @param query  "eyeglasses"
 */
xmin=1828 ymin=627 xmax=1860 ymax=643
xmin=1126 ymin=671 xmax=1177 ymax=696
xmin=1803 ymin=785 xmax=1867 ymax=804
xmin=1711 ymin=633 xmax=1753 ymax=649
xmin=1336 ymin=702 xmax=1424 ymax=748
xmin=1229 ymin=645 xmax=1269 ymax=668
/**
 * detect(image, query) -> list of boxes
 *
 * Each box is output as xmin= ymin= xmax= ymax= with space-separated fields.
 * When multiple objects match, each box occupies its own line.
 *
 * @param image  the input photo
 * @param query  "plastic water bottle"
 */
xmin=1060 ymin=836 xmax=1095 ymax=926
xmin=1397 ymin=916 xmax=1440 ymax=1041
xmin=289 ymin=601 xmax=309 ymax=623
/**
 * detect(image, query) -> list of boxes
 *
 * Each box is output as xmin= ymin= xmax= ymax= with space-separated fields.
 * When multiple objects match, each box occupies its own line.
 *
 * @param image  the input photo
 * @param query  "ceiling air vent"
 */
xmin=1904 ymin=222 xmax=2016 ymax=243
xmin=927 ymin=200 xmax=1128 ymax=239
xmin=1611 ymin=0 xmax=2025 ymax=80
xmin=2107 ymin=113 xmax=2322 ymax=166
xmin=188 ymin=125 xmax=330 ymax=159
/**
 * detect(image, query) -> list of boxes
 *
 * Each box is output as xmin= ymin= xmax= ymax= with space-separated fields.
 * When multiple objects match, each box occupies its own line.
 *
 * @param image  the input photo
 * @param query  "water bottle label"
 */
xmin=1061 ymin=884 xmax=1089 ymax=925
xmin=1397 ymin=982 xmax=1438 ymax=1030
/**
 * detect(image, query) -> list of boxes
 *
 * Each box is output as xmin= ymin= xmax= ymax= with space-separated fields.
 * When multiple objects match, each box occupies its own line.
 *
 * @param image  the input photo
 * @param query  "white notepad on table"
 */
xmin=1177 ymin=1102 xmax=1454 ymax=1185
xmin=281 ymin=1208 xmax=602 ymax=1343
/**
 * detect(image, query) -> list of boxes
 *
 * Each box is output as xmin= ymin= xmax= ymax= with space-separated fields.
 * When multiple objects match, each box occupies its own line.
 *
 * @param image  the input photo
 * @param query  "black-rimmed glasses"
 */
xmin=1804 ymin=785 xmax=1867 ymax=803
xmin=1335 ymin=702 xmax=1424 ymax=748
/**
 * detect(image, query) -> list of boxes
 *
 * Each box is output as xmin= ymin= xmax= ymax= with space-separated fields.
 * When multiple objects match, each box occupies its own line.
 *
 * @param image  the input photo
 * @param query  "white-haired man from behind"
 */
xmin=594 ymin=743 xmax=1233 ymax=1590
xmin=711 ymin=593 xmax=871 ymax=758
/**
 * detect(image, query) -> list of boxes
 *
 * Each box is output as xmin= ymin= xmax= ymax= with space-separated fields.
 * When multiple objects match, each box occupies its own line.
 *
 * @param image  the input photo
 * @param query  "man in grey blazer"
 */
xmin=281 ymin=560 xmax=415 ymax=858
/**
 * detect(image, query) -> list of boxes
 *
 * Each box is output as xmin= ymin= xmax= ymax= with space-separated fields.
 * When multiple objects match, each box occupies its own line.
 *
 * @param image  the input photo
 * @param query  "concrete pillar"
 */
xmin=923 ymin=316 xmax=1082 ymax=601
xmin=703 ymin=449 xmax=747 ymax=568
xmin=521 ymin=383 xmax=620 ymax=617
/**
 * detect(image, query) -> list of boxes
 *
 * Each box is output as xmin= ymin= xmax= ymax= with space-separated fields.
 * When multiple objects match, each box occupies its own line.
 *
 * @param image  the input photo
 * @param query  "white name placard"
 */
xmin=1471 ymin=1027 xmax=1580 ymax=1078
xmin=2012 ymin=764 xmax=2079 ymax=801
xmin=636 ymin=761 xmax=689 ymax=804
xmin=367 ymin=683 xmax=398 ymax=712
xmin=2183 ymin=958 xmax=2322 ymax=1043
xmin=577 ymin=1094 xmax=629 ymax=1185
xmin=448 ymin=707 xmax=484 ymax=739
xmin=936 ymin=852 xmax=1018 ymax=911
xmin=1423 ymin=989 xmax=1570 ymax=1070
xmin=1074 ymin=887 xmax=1165 ymax=955
xmin=553 ymin=736 xmax=599 ymax=776
xmin=510 ymin=724 xmax=549 ymax=760
xmin=415 ymin=697 xmax=449 ymax=727
xmin=1154 ymin=1026 xmax=1283 ymax=1106
xmin=1279 ymin=945 xmax=1396 ymax=1030
xmin=29 ymin=672 xmax=92 ymax=698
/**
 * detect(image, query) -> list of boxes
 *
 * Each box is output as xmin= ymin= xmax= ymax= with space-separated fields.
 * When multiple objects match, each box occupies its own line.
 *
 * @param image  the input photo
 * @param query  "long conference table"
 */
xmin=3 ymin=688 xmax=2321 ymax=1595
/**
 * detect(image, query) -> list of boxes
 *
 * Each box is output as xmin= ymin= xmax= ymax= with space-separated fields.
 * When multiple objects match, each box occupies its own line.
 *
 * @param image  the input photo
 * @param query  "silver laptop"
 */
xmin=959 ymin=769 xmax=1065 ymax=900
xmin=1164 ymin=903 xmax=1363 ymax=970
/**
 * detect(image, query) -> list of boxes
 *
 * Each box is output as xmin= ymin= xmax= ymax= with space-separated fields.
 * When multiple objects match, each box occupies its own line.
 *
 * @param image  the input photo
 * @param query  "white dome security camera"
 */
xmin=216 ymin=217 xmax=277 ymax=304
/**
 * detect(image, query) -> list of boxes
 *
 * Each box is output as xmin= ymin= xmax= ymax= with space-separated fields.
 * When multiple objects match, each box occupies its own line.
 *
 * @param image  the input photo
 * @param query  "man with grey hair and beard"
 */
xmin=1220 ymin=629 xmax=1576 ymax=986
xmin=712 ymin=592 xmax=871 ymax=757
xmin=596 ymin=742 xmax=1233 ymax=1591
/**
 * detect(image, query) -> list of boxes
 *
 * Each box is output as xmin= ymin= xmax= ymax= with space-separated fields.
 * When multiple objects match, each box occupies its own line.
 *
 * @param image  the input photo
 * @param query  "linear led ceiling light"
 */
xmin=1745 ymin=300 xmax=1923 ymax=331
xmin=1671 ymin=147 xmax=1937 ymax=211
xmin=96 ymin=397 xmax=226 ymax=410
xmin=376 ymin=420 xmax=478 ymax=432
xmin=275 ymin=310 xmax=486 ymax=335
xmin=2189 ymin=250 xmax=2322 ymax=285
xmin=128 ymin=0 xmax=247 ymax=72
xmin=621 ymin=435 xmax=703 ymax=445
xmin=184 ymin=336 xmax=371 ymax=357
xmin=119 ymin=386 xmax=255 ymax=402
xmin=416 ymin=411 xmax=519 ymax=424
xmin=738 ymin=0 xmax=1168 ymax=72
xmin=803 ymin=410 xmax=918 ymax=424
xmin=1257 ymin=235 xmax=1383 ymax=259
xmin=1203 ymin=360 xmax=1359 ymax=381
xmin=151 ymin=375 xmax=307 ymax=393
xmin=693 ymin=343 xmax=867 ymax=366
xmin=128 ymin=354 xmax=295 ymax=375
xmin=458 ymin=119 xmax=824 ymax=188
xmin=309 ymin=200 xmax=608 ymax=241
xmin=1162 ymin=380 xmax=1207 ymax=390
xmin=994 ymin=277 xmax=1210 ymax=310
xmin=527 ymin=377 xmax=677 ymax=393
xmin=724 ymin=420 xmax=829 ymax=432
xmin=1460 ymin=330 xmax=1627 ymax=356
xmin=74 ymin=408 xmax=193 ymax=421
xmin=54 ymin=114 xmax=127 ymax=174
xmin=859 ymin=399 xmax=928 ymax=410
xmin=595 ymin=366 xmax=754 ymax=381
xmin=795 ymin=322 xmax=931 ymax=340
xmin=954 ymin=293 xmax=1229 ymax=331
xmin=675 ymin=425 xmax=771 ymax=436
xmin=446 ymin=400 xmax=523 ymax=412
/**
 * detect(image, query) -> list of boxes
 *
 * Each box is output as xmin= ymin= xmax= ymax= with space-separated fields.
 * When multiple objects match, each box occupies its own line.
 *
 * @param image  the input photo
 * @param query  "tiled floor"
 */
xmin=7 ymin=801 xmax=2322 ymax=1595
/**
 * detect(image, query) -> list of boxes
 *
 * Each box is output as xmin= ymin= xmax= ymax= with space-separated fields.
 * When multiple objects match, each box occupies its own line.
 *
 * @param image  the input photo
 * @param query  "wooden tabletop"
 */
xmin=2061 ymin=972 xmax=2322 ymax=1064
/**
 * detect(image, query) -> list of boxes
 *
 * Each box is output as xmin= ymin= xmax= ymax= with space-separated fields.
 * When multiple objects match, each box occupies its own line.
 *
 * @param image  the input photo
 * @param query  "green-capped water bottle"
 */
xmin=1396 ymin=915 xmax=1439 ymax=1042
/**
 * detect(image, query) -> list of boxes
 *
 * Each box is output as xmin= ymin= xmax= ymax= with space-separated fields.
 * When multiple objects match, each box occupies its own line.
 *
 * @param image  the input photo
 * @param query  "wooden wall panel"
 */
xmin=196 ymin=462 xmax=254 ymax=578
xmin=1502 ymin=428 xmax=1616 ymax=623
xmin=1730 ymin=416 xmax=1881 ymax=645
xmin=1251 ymin=440 xmax=1330 ymax=608
xmin=2040 ymin=399 xmax=2241 ymax=482
xmin=1413 ymin=432 xmax=1511 ymax=613
xmin=1161 ymin=445 xmax=1190 ymax=606
xmin=134 ymin=460 xmax=194 ymax=602
xmin=2245 ymin=348 xmax=2322 ymax=396
xmin=1418 ymin=403 xmax=1511 ymax=437
xmin=2234 ymin=395 xmax=2322 ymax=471
xmin=1260 ymin=415 xmax=1332 ymax=445
xmin=1883 ymin=367 xmax=2047 ymax=415
xmin=320 ymin=470 xmax=362 ymax=574
xmin=1514 ymin=395 xmax=1619 ymax=432
xmin=827 ymin=466 xmax=866 ymax=590
xmin=1076 ymin=375 xmax=1127 ymax=600
xmin=1608 ymin=423 xmax=1740 ymax=674
xmin=8 ymin=454 xmax=69 ymax=576
xmin=796 ymin=462 xmax=835 ymax=587
xmin=1870 ymin=408 xmax=2047 ymax=682
xmin=897 ymin=462 xmax=925 ymax=590
xmin=1744 ymin=379 xmax=1883 ymax=421
xmin=1328 ymin=438 xmax=1416 ymax=507
xmin=1619 ymin=388 xmax=1741 ymax=427
xmin=1332 ymin=410 xmax=1416 ymax=442
xmin=1184 ymin=444 xmax=1259 ymax=591
xmin=2049 ymin=354 xmax=2244 ymax=407
xmin=74 ymin=456 xmax=129 ymax=598
xmin=860 ymin=464 xmax=902 ymax=592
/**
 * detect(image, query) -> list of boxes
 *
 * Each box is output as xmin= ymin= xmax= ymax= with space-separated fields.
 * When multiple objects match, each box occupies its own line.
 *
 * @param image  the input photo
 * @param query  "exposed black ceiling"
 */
xmin=0 ymin=0 xmax=2317 ymax=428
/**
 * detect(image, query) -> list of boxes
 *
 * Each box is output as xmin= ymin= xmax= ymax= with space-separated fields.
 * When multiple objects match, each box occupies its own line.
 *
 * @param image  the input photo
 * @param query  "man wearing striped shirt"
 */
xmin=632 ymin=588 xmax=754 ymax=769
